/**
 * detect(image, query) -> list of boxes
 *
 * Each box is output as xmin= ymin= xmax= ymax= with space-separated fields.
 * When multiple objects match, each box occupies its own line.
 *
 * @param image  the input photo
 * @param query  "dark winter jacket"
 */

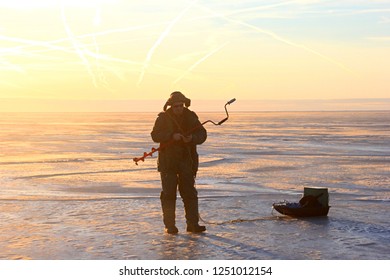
xmin=151 ymin=108 xmax=207 ymax=175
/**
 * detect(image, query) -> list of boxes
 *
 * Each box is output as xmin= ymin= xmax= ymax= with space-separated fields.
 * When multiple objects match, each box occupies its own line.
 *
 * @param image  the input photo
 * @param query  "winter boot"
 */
xmin=161 ymin=198 xmax=178 ymax=234
xmin=186 ymin=224 xmax=206 ymax=233
xmin=165 ymin=226 xmax=179 ymax=234
xmin=184 ymin=199 xmax=206 ymax=233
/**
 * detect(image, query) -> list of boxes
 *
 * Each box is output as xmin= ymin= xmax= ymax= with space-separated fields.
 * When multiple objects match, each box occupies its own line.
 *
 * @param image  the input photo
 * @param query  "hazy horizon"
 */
xmin=1 ymin=98 xmax=389 ymax=112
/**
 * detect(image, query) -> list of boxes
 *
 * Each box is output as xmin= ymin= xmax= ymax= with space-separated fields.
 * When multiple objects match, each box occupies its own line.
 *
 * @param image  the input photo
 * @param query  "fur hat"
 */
xmin=163 ymin=91 xmax=191 ymax=111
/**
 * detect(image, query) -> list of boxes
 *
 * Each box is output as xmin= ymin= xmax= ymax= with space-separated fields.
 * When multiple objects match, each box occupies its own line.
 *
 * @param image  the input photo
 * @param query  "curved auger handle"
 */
xmin=217 ymin=98 xmax=236 ymax=125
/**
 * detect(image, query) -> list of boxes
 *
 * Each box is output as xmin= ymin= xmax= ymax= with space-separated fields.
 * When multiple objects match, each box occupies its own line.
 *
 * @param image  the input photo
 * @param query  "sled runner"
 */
xmin=273 ymin=187 xmax=330 ymax=217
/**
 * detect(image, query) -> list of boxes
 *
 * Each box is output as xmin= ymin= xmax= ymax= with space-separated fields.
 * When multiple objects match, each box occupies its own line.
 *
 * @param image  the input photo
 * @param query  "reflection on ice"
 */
xmin=0 ymin=112 xmax=389 ymax=259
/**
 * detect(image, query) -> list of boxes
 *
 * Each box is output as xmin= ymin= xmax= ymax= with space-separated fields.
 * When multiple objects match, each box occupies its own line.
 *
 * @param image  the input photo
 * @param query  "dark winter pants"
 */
xmin=160 ymin=168 xmax=200 ymax=228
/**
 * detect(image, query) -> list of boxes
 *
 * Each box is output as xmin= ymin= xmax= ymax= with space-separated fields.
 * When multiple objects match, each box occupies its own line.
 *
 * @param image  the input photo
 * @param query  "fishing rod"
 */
xmin=133 ymin=98 xmax=236 ymax=165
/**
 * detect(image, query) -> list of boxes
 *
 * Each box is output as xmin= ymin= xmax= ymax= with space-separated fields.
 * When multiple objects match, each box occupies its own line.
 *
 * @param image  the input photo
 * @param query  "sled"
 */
xmin=273 ymin=187 xmax=330 ymax=217
xmin=273 ymin=202 xmax=330 ymax=217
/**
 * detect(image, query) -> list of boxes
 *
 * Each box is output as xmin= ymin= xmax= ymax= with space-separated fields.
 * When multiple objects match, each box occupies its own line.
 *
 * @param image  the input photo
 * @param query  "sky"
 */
xmin=0 ymin=0 xmax=389 ymax=111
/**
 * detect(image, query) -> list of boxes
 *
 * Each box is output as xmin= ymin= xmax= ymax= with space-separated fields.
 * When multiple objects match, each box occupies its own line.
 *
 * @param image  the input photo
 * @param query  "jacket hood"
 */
xmin=163 ymin=91 xmax=191 ymax=111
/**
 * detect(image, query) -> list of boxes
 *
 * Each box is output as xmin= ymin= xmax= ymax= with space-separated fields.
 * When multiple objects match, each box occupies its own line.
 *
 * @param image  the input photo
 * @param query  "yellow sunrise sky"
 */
xmin=0 ymin=0 xmax=389 ymax=111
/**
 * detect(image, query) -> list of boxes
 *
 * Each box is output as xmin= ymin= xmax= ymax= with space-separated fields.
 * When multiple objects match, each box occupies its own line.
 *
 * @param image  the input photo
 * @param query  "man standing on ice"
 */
xmin=151 ymin=91 xmax=207 ymax=234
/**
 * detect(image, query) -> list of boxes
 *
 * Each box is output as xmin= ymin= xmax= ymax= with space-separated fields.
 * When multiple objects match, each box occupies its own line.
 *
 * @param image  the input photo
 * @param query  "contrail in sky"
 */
xmin=0 ymin=34 xmax=144 ymax=69
xmin=219 ymin=0 xmax=296 ymax=17
xmin=172 ymin=42 xmax=229 ymax=85
xmin=60 ymin=2 xmax=98 ymax=88
xmin=191 ymin=1 xmax=296 ymax=22
xmin=198 ymin=3 xmax=353 ymax=73
xmin=0 ymin=35 xmax=71 ymax=58
xmin=92 ymin=36 xmax=113 ymax=92
xmin=1 ymin=34 xmax=69 ymax=49
xmin=137 ymin=1 xmax=198 ymax=87
xmin=231 ymin=19 xmax=353 ymax=73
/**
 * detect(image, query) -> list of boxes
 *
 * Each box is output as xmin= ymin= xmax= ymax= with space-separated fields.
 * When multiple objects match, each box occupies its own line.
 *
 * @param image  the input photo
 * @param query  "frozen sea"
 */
xmin=0 ymin=111 xmax=389 ymax=260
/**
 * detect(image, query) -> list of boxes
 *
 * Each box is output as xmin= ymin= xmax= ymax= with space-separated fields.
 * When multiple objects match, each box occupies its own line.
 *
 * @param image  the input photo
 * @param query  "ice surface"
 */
xmin=0 ymin=112 xmax=389 ymax=259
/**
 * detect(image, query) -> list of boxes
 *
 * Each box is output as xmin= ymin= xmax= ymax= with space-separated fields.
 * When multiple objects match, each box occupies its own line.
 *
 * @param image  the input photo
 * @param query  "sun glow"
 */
xmin=1 ymin=1 xmax=389 ymax=111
